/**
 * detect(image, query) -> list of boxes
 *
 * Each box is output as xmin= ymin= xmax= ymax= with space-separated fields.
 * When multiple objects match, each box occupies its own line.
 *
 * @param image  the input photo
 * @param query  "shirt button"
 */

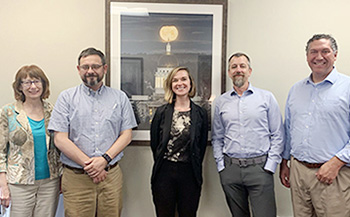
xmin=96 ymin=134 xmax=99 ymax=137
xmin=240 ymin=135 xmax=243 ymax=138
xmin=312 ymin=100 xmax=315 ymax=103
xmin=308 ymin=112 xmax=311 ymax=115
xmin=305 ymin=125 xmax=309 ymax=129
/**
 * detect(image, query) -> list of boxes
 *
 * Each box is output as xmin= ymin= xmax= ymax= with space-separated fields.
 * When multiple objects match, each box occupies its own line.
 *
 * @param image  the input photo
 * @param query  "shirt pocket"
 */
xmin=105 ymin=104 xmax=123 ymax=129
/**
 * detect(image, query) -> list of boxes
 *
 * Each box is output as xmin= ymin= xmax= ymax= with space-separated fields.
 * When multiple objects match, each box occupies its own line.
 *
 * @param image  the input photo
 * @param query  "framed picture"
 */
xmin=106 ymin=0 xmax=227 ymax=145
xmin=121 ymin=57 xmax=144 ymax=96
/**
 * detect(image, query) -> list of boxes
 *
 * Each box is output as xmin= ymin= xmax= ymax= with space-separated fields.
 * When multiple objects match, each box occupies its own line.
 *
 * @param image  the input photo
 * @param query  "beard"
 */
xmin=233 ymin=75 xmax=245 ymax=88
xmin=83 ymin=73 xmax=104 ymax=87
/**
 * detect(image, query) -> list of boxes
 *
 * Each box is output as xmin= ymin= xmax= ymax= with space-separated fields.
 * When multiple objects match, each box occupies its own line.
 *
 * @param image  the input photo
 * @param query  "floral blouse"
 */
xmin=164 ymin=110 xmax=191 ymax=163
xmin=0 ymin=101 xmax=61 ymax=184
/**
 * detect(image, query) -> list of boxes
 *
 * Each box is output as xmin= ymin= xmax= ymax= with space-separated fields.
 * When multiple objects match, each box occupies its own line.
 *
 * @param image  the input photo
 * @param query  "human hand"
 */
xmin=84 ymin=157 xmax=108 ymax=178
xmin=0 ymin=184 xmax=10 ymax=208
xmin=316 ymin=156 xmax=345 ymax=185
xmin=0 ymin=173 xmax=10 ymax=208
xmin=92 ymin=170 xmax=108 ymax=184
xmin=279 ymin=159 xmax=290 ymax=188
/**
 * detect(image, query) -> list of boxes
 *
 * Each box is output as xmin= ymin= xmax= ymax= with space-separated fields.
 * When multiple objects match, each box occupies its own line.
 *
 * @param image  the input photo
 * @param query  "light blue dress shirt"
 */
xmin=282 ymin=68 xmax=350 ymax=165
xmin=48 ymin=84 xmax=137 ymax=168
xmin=212 ymin=84 xmax=285 ymax=173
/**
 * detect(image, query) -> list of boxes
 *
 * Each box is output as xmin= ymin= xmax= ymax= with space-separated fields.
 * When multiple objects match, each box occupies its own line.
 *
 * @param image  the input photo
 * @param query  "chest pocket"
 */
xmin=105 ymin=104 xmax=123 ymax=129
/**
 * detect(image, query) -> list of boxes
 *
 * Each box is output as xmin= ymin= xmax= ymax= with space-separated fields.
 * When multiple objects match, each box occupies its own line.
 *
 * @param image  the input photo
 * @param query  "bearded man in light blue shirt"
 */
xmin=212 ymin=52 xmax=284 ymax=217
xmin=280 ymin=34 xmax=350 ymax=217
xmin=48 ymin=47 xmax=137 ymax=217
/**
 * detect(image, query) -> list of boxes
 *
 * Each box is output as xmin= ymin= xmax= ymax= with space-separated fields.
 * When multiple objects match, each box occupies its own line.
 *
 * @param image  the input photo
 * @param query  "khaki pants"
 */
xmin=290 ymin=157 xmax=350 ymax=217
xmin=62 ymin=164 xmax=123 ymax=217
xmin=9 ymin=177 xmax=60 ymax=217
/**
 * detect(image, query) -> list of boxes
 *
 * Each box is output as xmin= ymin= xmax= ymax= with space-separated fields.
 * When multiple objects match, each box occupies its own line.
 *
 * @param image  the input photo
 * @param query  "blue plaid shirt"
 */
xmin=48 ymin=84 xmax=137 ymax=168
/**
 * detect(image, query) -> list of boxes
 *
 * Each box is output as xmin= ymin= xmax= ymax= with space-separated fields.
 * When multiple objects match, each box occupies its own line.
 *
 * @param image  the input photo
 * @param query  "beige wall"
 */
xmin=2 ymin=0 xmax=350 ymax=216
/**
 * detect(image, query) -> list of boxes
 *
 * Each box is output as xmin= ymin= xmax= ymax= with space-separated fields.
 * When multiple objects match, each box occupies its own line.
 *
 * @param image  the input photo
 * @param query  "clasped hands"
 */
xmin=84 ymin=157 xmax=108 ymax=184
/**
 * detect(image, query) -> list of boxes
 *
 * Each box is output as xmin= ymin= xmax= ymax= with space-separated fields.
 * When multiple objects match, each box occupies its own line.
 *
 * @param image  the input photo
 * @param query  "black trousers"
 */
xmin=151 ymin=160 xmax=201 ymax=217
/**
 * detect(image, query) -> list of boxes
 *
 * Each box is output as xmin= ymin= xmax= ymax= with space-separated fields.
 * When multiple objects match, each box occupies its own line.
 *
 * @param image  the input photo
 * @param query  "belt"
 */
xmin=295 ymin=158 xmax=323 ymax=169
xmin=227 ymin=155 xmax=267 ymax=167
xmin=63 ymin=162 xmax=118 ymax=174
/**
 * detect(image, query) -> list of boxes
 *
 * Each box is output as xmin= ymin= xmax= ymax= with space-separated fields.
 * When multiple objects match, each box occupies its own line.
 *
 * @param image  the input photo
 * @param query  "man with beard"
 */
xmin=48 ymin=47 xmax=137 ymax=217
xmin=212 ymin=52 xmax=284 ymax=217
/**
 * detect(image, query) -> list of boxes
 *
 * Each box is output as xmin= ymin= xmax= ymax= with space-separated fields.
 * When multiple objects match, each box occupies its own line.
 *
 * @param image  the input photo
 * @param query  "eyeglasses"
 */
xmin=79 ymin=64 xmax=103 ymax=71
xmin=21 ymin=80 xmax=42 ymax=88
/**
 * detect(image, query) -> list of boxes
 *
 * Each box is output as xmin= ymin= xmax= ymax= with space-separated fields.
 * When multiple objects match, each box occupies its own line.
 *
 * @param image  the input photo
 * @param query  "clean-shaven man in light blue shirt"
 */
xmin=212 ymin=52 xmax=284 ymax=217
xmin=280 ymin=34 xmax=350 ymax=217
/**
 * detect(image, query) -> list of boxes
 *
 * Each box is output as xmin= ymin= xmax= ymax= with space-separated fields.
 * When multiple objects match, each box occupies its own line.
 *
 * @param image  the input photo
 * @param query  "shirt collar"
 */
xmin=306 ymin=66 xmax=338 ymax=85
xmin=230 ymin=82 xmax=254 ymax=96
xmin=82 ymin=83 xmax=105 ymax=96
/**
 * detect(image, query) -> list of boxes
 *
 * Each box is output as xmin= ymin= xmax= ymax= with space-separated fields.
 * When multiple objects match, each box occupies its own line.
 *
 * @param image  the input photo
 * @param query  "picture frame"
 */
xmin=121 ymin=57 xmax=144 ymax=96
xmin=106 ymin=0 xmax=227 ymax=145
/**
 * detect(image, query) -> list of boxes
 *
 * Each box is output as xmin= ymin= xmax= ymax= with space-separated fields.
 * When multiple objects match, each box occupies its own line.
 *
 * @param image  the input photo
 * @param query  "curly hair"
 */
xmin=306 ymin=34 xmax=337 ymax=53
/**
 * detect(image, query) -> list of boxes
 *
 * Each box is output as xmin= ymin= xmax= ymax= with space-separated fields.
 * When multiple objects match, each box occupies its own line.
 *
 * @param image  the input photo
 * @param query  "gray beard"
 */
xmin=83 ymin=73 xmax=103 ymax=87
xmin=86 ymin=79 xmax=98 ymax=87
xmin=233 ymin=76 xmax=244 ymax=88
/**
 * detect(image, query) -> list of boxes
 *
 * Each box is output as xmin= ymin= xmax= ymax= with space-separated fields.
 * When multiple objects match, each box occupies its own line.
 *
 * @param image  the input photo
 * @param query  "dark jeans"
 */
xmin=152 ymin=160 xmax=201 ymax=217
xmin=220 ymin=155 xmax=276 ymax=217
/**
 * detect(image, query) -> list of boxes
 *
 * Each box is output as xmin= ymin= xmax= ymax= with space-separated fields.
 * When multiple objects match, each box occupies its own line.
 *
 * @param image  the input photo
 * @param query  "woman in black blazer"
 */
xmin=150 ymin=66 xmax=208 ymax=217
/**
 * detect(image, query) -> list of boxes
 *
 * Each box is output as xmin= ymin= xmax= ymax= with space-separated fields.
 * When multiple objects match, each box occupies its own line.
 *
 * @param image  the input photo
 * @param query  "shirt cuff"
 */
xmin=264 ymin=159 xmax=278 ymax=173
xmin=335 ymin=153 xmax=350 ymax=166
xmin=217 ymin=160 xmax=225 ymax=172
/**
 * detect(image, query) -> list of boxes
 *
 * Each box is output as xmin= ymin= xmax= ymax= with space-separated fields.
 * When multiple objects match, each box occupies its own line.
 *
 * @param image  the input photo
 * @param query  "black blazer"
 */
xmin=150 ymin=101 xmax=208 ymax=186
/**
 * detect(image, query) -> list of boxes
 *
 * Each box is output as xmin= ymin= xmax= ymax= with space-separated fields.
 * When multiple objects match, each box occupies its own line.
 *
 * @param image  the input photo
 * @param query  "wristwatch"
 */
xmin=102 ymin=153 xmax=112 ymax=164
